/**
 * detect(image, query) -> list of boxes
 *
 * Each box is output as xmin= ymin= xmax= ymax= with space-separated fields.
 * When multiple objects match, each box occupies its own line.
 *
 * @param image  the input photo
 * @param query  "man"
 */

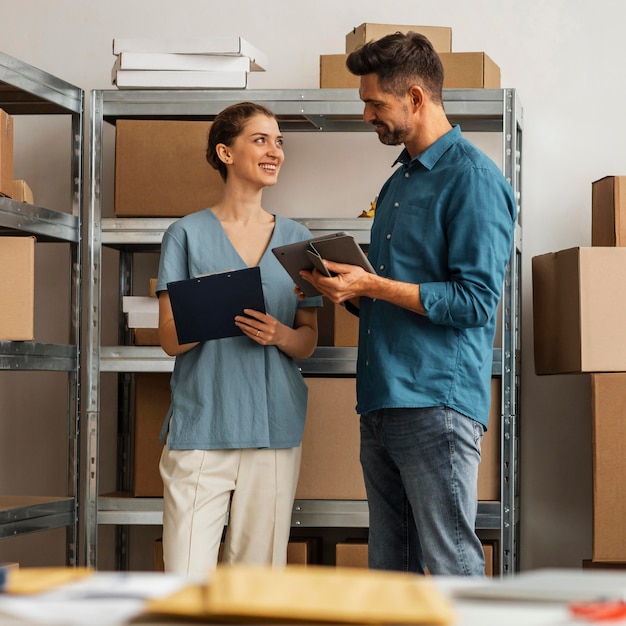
xmin=300 ymin=32 xmax=516 ymax=576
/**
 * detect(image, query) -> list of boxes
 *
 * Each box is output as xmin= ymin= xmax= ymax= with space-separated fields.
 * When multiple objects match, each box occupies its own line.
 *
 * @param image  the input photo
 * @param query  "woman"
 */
xmin=155 ymin=101 xmax=321 ymax=577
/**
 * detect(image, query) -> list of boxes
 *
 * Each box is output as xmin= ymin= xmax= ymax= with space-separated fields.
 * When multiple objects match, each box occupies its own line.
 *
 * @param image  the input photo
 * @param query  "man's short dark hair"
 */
xmin=346 ymin=32 xmax=444 ymax=103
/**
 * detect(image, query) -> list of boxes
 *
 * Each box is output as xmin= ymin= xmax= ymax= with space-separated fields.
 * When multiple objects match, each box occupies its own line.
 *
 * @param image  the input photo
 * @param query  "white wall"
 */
xmin=1 ymin=0 xmax=624 ymax=570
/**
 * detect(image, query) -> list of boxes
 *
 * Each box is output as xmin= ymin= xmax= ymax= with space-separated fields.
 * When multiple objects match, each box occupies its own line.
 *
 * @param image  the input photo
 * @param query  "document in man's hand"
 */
xmin=272 ymin=232 xmax=375 ymax=297
xmin=167 ymin=267 xmax=265 ymax=344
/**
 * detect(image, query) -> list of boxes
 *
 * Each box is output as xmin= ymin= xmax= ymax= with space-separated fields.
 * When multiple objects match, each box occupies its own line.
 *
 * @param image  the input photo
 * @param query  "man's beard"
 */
xmin=373 ymin=121 xmax=410 ymax=146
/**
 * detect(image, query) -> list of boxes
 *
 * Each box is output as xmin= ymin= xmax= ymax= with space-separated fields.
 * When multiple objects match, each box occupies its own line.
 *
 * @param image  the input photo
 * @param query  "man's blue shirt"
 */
xmin=357 ymin=125 xmax=517 ymax=428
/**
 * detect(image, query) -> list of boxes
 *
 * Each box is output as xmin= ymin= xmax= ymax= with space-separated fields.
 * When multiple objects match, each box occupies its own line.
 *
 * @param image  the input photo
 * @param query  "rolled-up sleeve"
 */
xmin=420 ymin=167 xmax=516 ymax=329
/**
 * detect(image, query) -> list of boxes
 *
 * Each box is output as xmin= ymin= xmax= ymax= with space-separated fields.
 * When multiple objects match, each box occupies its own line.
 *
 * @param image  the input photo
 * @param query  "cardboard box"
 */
xmin=479 ymin=378 xmax=501 ymax=501
xmin=335 ymin=541 xmax=495 ymax=575
xmin=592 ymin=176 xmax=626 ymax=246
xmin=114 ymin=119 xmax=225 ymax=217
xmin=287 ymin=539 xmax=315 ymax=565
xmin=154 ymin=538 xmax=312 ymax=571
xmin=439 ymin=52 xmax=500 ymax=89
xmin=296 ymin=378 xmax=364 ymax=500
xmin=346 ymin=23 xmax=452 ymax=54
xmin=134 ymin=328 xmax=160 ymax=346
xmin=133 ymin=279 xmax=160 ymax=344
xmin=320 ymin=55 xmax=360 ymax=89
xmin=123 ymin=295 xmax=159 ymax=328
xmin=127 ymin=310 xmax=158 ymax=328
xmin=321 ymin=52 xmax=500 ymax=90
xmin=583 ymin=559 xmax=626 ymax=569
xmin=296 ymin=377 xmax=499 ymax=501
xmin=336 ymin=542 xmax=368 ymax=568
xmin=0 ymin=236 xmax=35 ymax=341
xmin=317 ymin=297 xmax=359 ymax=346
xmin=133 ymin=373 xmax=170 ymax=496
xmin=482 ymin=542 xmax=495 ymax=577
xmin=12 ymin=180 xmax=33 ymax=204
xmin=532 ymin=247 xmax=626 ymax=374
xmin=0 ymin=109 xmax=14 ymax=198
xmin=591 ymin=374 xmax=626 ymax=562
xmin=122 ymin=296 xmax=159 ymax=329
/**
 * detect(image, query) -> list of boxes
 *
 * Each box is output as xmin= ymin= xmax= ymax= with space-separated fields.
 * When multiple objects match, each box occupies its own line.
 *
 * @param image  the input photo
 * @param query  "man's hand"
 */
xmin=299 ymin=259 xmax=369 ymax=303
xmin=299 ymin=259 xmax=426 ymax=316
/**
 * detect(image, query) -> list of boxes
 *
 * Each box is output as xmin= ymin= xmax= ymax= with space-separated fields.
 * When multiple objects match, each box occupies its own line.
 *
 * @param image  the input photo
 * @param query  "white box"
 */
xmin=113 ymin=69 xmax=248 ymax=90
xmin=123 ymin=296 xmax=159 ymax=328
xmin=112 ymin=36 xmax=267 ymax=71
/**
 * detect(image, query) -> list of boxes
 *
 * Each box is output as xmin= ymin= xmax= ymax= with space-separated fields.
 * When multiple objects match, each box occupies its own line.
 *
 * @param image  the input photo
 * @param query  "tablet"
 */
xmin=272 ymin=232 xmax=375 ymax=298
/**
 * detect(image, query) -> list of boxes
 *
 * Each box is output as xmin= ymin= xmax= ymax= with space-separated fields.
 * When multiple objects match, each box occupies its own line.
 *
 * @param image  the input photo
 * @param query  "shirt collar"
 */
xmin=393 ymin=124 xmax=462 ymax=171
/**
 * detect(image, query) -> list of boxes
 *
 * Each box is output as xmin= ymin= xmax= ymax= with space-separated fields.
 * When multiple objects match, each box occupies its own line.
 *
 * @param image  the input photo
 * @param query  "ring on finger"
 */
xmin=256 ymin=329 xmax=260 ymax=337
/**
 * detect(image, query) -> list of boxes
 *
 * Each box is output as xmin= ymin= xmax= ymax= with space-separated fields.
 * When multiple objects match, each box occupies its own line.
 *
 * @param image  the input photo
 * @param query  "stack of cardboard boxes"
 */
xmin=320 ymin=22 xmax=501 ymax=90
xmin=0 ymin=108 xmax=36 ymax=342
xmin=532 ymin=175 xmax=626 ymax=567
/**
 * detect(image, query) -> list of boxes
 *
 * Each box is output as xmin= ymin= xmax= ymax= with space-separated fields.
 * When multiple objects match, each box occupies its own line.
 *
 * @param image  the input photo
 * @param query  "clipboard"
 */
xmin=272 ymin=232 xmax=375 ymax=297
xmin=166 ymin=266 xmax=265 ymax=344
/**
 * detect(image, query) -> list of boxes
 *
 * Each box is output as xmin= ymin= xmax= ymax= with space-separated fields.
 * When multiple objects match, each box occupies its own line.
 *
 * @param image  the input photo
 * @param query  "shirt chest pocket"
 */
xmin=390 ymin=202 xmax=442 ymax=260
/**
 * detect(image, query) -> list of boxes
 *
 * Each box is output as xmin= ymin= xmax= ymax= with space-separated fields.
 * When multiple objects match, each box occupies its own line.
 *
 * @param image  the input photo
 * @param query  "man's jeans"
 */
xmin=360 ymin=406 xmax=486 ymax=576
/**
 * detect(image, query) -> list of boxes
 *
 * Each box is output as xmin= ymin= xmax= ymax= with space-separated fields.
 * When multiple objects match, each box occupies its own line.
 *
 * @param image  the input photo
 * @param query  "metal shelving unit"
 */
xmin=86 ymin=88 xmax=521 ymax=574
xmin=0 ymin=51 xmax=83 ymax=564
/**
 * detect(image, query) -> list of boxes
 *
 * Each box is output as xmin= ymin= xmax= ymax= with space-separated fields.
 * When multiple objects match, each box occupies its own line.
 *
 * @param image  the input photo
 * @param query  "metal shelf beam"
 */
xmin=0 ymin=342 xmax=77 ymax=371
xmin=96 ymin=494 xmax=504 ymax=531
xmin=0 ymin=497 xmax=75 ymax=539
xmin=0 ymin=50 xmax=83 ymax=116
xmin=0 ymin=198 xmax=79 ymax=243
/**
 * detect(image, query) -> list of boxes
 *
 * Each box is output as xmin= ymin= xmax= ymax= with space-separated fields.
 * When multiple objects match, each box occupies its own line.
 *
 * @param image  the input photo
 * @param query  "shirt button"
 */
xmin=404 ymin=172 xmax=410 ymax=178
xmin=394 ymin=202 xmax=400 ymax=207
xmin=379 ymin=264 xmax=385 ymax=271
xmin=365 ymin=360 xmax=369 ymax=367
xmin=386 ymin=233 xmax=392 ymax=240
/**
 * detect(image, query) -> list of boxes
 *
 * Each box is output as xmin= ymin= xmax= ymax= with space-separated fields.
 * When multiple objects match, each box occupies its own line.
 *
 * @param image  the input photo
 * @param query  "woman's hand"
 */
xmin=234 ymin=309 xmax=283 ymax=346
xmin=235 ymin=307 xmax=318 ymax=359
